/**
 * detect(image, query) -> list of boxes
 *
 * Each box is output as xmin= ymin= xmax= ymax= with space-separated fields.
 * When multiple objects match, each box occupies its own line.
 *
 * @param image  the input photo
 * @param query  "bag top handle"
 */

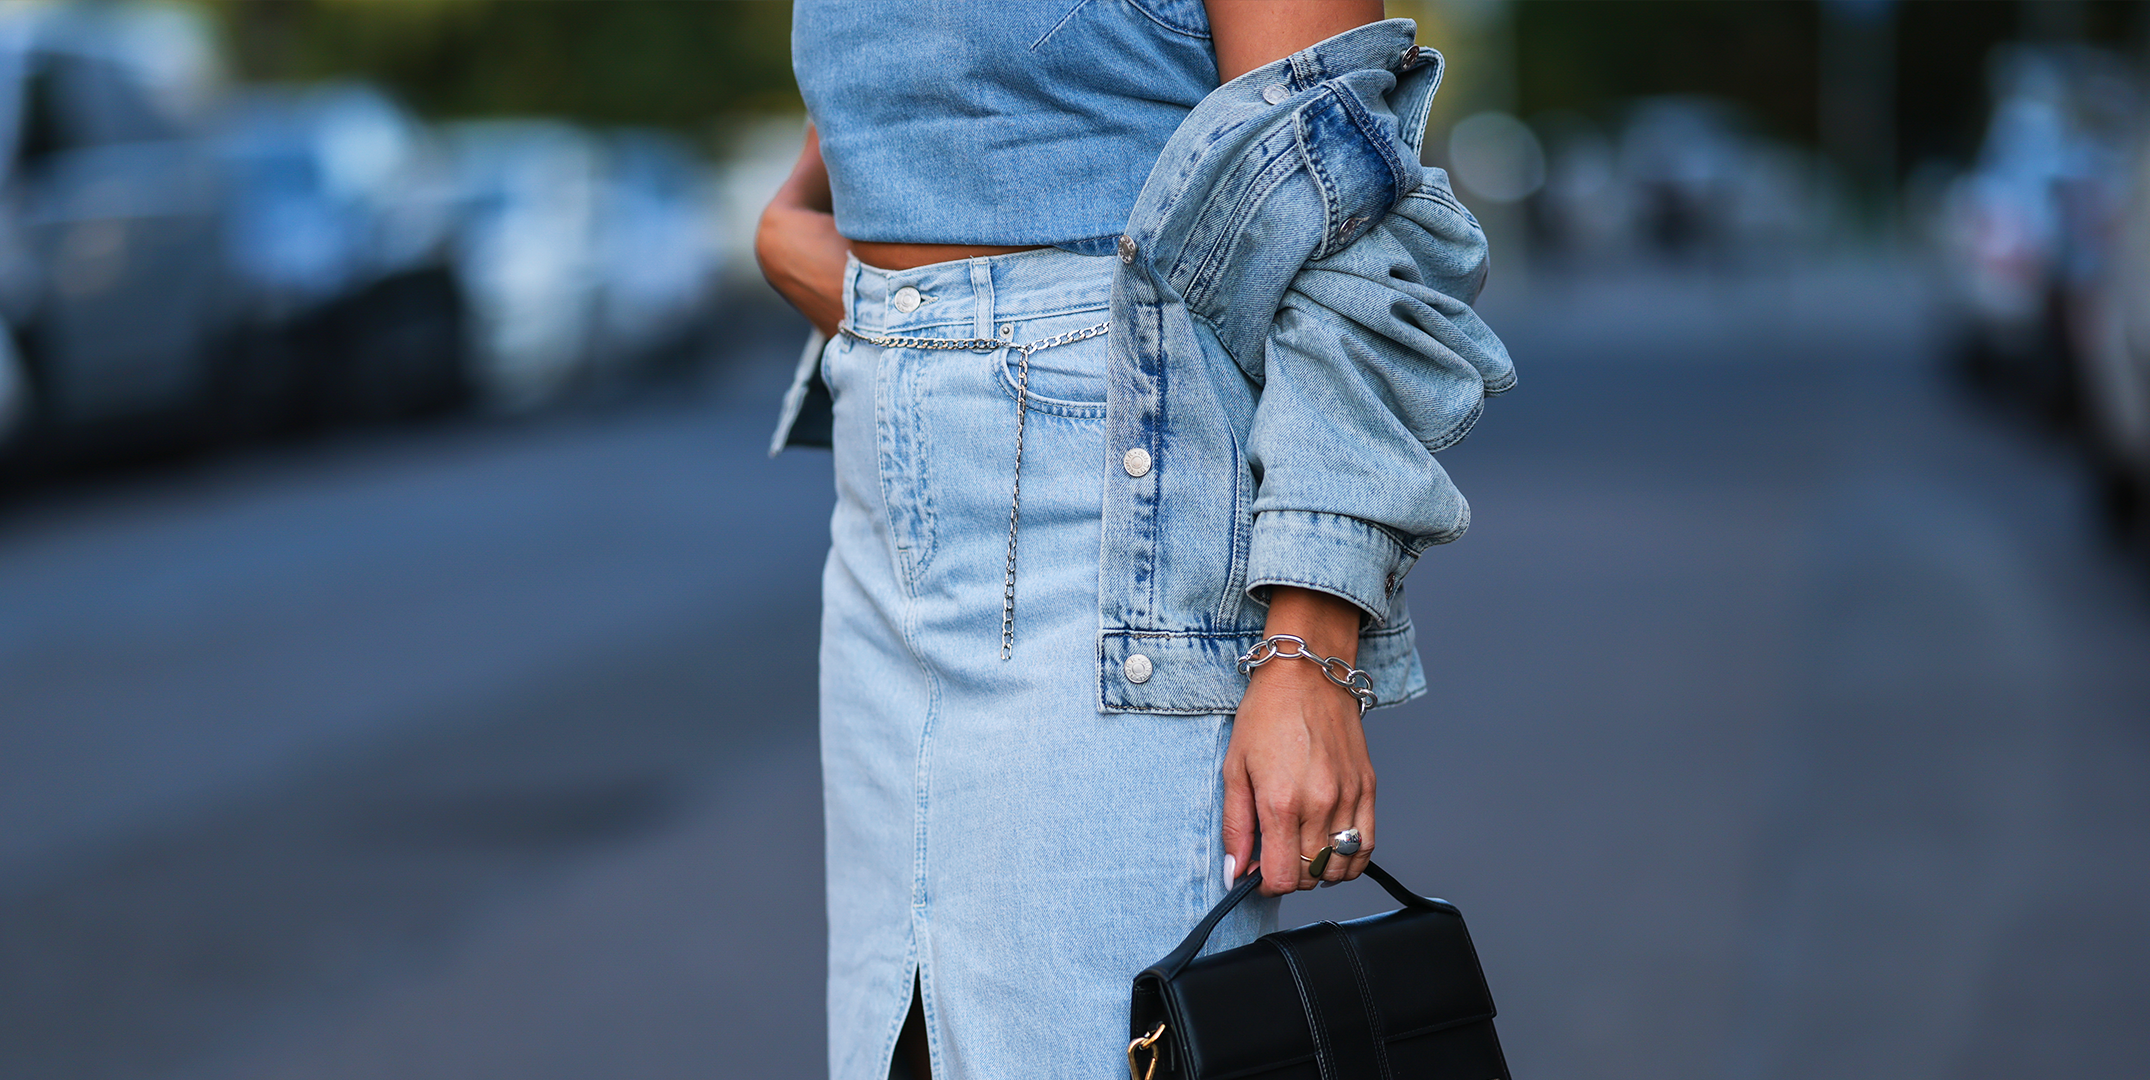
xmin=1141 ymin=861 xmax=1450 ymax=983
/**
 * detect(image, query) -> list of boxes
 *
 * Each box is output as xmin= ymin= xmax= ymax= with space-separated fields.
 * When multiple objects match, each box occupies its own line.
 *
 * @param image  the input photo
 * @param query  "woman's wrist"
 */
xmin=1259 ymin=585 xmax=1361 ymax=665
xmin=1248 ymin=585 xmax=1367 ymax=715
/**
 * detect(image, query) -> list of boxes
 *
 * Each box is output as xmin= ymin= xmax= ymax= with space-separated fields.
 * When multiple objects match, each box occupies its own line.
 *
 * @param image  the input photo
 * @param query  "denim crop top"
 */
xmin=792 ymin=0 xmax=1219 ymax=257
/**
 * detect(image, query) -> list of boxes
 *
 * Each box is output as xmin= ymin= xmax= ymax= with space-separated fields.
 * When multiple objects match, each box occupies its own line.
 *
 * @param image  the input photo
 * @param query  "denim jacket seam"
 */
xmin=1306 ymin=89 xmax=1411 ymax=261
xmin=1294 ymin=100 xmax=1345 ymax=260
xmin=1243 ymin=574 xmax=1388 ymax=626
xmin=1217 ymin=426 xmax=1252 ymax=626
xmin=1405 ymin=186 xmax=1478 ymax=229
xmin=1420 ymin=397 xmax=1484 ymax=454
xmin=1139 ymin=296 xmax=1166 ymax=626
xmin=1186 ymin=308 xmax=1249 ymax=378
xmin=1361 ymin=614 xmax=1414 ymax=642
xmin=1103 ymin=628 xmax=1260 ymax=641
xmin=1180 ymin=137 xmax=1304 ymax=314
xmin=1256 ymin=506 xmax=1426 ymax=557
xmin=1289 ymin=48 xmax=1325 ymax=86
xmin=1333 ymin=80 xmax=1411 ymax=203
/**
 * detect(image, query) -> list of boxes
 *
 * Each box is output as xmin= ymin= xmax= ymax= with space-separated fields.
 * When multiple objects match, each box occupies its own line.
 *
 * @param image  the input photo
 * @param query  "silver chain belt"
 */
xmin=837 ymin=319 xmax=1110 ymax=660
xmin=1236 ymin=634 xmax=1379 ymax=715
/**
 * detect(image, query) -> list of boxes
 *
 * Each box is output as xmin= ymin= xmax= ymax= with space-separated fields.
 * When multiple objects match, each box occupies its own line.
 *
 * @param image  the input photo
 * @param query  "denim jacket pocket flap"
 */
xmin=1295 ymin=85 xmax=1415 ymax=261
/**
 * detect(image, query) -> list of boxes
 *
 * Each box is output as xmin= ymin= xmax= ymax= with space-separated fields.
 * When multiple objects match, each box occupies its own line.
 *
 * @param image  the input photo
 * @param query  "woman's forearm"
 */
xmin=1208 ymin=3 xmax=1390 ymax=898
xmin=1205 ymin=0 xmax=1387 ymax=83
xmin=756 ymin=126 xmax=848 ymax=336
xmin=1259 ymin=584 xmax=1361 ymax=667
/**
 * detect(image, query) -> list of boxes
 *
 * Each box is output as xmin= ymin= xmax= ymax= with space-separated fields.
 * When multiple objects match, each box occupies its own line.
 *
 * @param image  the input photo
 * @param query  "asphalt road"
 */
xmin=2 ymin=266 xmax=2146 ymax=1080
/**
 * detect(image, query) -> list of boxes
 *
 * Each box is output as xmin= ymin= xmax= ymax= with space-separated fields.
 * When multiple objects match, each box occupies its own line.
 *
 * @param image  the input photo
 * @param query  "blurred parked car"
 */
xmin=0 ymin=1 xmax=237 ymax=463
xmin=442 ymin=120 xmax=602 ymax=413
xmin=444 ymin=120 xmax=720 ymax=413
xmin=2073 ymin=125 xmax=2150 ymax=550
xmin=1933 ymin=45 xmax=2138 ymax=426
xmin=215 ymin=81 xmax=465 ymax=430
xmin=1529 ymin=97 xmax=1832 ymax=269
xmin=592 ymin=129 xmax=720 ymax=376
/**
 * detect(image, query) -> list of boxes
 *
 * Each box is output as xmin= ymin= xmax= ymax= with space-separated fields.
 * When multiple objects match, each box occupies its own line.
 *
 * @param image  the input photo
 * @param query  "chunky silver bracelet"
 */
xmin=1235 ymin=634 xmax=1378 ymax=715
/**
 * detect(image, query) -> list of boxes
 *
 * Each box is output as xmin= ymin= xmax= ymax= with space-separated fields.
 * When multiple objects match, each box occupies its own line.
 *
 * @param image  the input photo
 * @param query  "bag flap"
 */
xmin=1335 ymin=904 xmax=1496 ymax=1039
xmin=1163 ymin=936 xmax=1316 ymax=1078
xmin=1160 ymin=904 xmax=1493 ymax=1078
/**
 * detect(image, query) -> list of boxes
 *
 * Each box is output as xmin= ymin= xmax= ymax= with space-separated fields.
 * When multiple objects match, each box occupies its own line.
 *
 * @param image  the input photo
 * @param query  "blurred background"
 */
xmin=1 ymin=1 xmax=2146 ymax=1077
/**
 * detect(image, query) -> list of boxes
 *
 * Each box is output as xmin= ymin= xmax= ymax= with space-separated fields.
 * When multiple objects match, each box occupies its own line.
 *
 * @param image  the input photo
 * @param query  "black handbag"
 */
xmin=1128 ymin=863 xmax=1509 ymax=1080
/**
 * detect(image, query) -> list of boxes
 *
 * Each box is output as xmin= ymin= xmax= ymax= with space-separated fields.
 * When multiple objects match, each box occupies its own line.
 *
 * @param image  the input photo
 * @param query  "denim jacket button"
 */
xmin=1262 ymin=84 xmax=1289 ymax=105
xmin=1122 ymin=446 xmax=1151 ymax=477
xmin=892 ymin=286 xmax=922 ymax=313
xmin=1117 ymin=235 xmax=1139 ymax=264
xmin=1123 ymin=654 xmax=1154 ymax=684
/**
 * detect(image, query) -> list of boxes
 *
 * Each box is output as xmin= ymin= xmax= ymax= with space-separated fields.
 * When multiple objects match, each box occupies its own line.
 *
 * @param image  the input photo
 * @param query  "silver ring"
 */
xmin=1330 ymin=828 xmax=1363 ymax=856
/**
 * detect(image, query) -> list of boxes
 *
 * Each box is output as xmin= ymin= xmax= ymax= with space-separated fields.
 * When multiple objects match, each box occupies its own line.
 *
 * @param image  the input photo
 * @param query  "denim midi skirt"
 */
xmin=819 ymin=248 xmax=1277 ymax=1080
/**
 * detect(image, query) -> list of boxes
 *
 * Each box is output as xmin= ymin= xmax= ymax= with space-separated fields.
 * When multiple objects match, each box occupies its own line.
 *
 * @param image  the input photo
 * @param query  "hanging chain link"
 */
xmin=838 ymin=319 xmax=1110 ymax=660
xmin=1236 ymin=634 xmax=1379 ymax=715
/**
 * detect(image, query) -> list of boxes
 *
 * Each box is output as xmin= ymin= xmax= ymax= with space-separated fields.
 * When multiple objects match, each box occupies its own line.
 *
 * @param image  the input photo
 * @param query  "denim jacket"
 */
xmin=775 ymin=19 xmax=1513 ymax=715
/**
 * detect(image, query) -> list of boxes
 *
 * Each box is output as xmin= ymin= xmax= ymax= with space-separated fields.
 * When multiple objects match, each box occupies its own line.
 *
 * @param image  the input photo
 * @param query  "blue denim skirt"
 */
xmin=819 ymin=248 xmax=1277 ymax=1080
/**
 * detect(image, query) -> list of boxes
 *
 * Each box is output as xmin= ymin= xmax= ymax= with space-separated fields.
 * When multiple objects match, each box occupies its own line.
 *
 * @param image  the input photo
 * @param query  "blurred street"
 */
xmin=3 ymin=262 xmax=2146 ymax=1079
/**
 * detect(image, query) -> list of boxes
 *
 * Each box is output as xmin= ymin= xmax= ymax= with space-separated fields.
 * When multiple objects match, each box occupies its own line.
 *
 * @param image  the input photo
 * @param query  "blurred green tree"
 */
xmin=206 ymin=0 xmax=801 ymax=135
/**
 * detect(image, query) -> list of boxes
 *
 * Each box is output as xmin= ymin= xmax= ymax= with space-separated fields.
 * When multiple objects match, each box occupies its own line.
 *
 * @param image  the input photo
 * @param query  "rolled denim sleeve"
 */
xmin=1243 ymin=171 xmax=1514 ymax=623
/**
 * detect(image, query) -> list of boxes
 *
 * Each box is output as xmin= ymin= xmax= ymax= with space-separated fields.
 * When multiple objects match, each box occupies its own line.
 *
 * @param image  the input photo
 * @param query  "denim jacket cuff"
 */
xmin=1245 ymin=510 xmax=1416 ymax=626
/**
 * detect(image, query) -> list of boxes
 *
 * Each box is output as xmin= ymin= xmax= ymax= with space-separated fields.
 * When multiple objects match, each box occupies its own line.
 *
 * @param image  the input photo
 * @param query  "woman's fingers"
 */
xmin=1331 ymin=798 xmax=1374 ymax=885
xmin=1308 ymin=772 xmax=1373 ymax=887
xmin=1257 ymin=790 xmax=1305 ymax=896
xmin=1302 ymin=805 xmax=1344 ymax=887
xmin=1342 ymin=774 xmax=1376 ymax=881
xmin=1221 ymin=754 xmax=1258 ymax=890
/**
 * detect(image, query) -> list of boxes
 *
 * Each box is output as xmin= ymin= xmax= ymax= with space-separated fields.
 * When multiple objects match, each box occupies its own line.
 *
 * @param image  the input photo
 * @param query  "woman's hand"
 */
xmin=755 ymin=126 xmax=848 ymax=338
xmin=1223 ymin=586 xmax=1376 ymax=897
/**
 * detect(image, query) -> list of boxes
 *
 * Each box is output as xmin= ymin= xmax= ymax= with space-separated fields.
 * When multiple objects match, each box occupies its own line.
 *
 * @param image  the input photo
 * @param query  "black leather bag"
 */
xmin=1128 ymin=863 xmax=1509 ymax=1080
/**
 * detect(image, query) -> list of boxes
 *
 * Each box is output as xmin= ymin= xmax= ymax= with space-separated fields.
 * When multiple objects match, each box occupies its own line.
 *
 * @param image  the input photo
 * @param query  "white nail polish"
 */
xmin=1223 ymin=854 xmax=1237 ymax=889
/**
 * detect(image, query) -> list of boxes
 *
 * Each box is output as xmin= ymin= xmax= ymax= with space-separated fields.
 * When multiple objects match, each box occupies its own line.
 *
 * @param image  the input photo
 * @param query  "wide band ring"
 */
xmin=1330 ymin=828 xmax=1364 ymax=857
xmin=1299 ymin=846 xmax=1336 ymax=879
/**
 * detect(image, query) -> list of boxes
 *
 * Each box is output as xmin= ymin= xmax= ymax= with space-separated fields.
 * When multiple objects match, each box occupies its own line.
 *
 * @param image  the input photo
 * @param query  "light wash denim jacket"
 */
xmin=776 ymin=19 xmax=1513 ymax=715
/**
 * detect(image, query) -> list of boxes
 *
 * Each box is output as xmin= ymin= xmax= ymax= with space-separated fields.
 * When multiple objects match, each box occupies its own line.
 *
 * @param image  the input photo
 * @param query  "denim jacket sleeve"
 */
xmin=1242 ymin=168 xmax=1514 ymax=623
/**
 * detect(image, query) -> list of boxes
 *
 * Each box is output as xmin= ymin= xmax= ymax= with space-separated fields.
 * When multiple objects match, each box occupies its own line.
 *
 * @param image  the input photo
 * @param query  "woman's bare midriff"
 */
xmin=850 ymin=240 xmax=1048 ymax=271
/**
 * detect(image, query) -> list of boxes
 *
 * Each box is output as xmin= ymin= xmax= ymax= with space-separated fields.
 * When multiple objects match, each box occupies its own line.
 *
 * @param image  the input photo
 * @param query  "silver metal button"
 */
xmin=1262 ymin=84 xmax=1289 ymax=105
xmin=999 ymin=324 xmax=1014 ymax=339
xmin=892 ymin=286 xmax=922 ymax=313
xmin=1117 ymin=236 xmax=1138 ymax=265
xmin=1124 ymin=654 xmax=1153 ymax=684
xmin=1122 ymin=447 xmax=1151 ymax=478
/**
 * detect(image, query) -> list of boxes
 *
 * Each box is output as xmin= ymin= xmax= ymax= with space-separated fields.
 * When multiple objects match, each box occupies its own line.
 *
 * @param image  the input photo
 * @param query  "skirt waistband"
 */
xmin=843 ymin=247 xmax=1114 ymax=339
